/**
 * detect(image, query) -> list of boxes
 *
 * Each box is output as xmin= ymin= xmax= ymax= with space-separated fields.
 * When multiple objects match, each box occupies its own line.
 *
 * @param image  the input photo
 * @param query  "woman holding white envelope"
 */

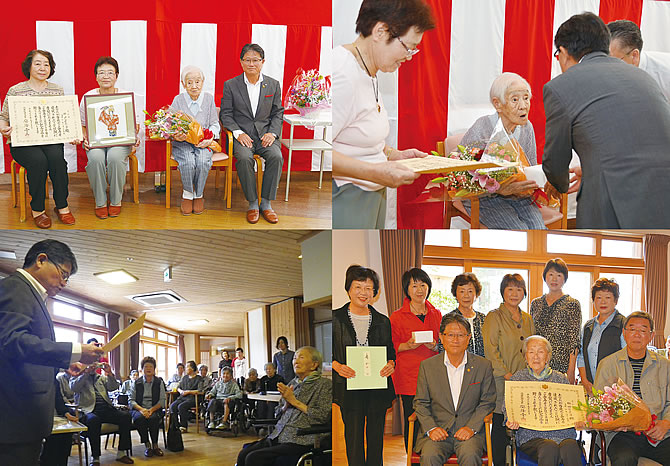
xmin=333 ymin=265 xmax=396 ymax=466
xmin=389 ymin=267 xmax=440 ymax=452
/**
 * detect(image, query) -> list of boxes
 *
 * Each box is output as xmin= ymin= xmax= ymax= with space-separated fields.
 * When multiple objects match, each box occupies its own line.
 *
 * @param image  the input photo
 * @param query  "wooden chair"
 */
xmin=407 ymin=412 xmax=493 ymax=465
xmin=436 ymin=140 xmax=568 ymax=229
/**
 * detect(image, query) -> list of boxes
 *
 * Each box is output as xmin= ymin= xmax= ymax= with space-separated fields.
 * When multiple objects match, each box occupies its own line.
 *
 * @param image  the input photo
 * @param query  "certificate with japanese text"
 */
xmin=8 ymin=95 xmax=83 ymax=147
xmin=346 ymin=346 xmax=387 ymax=390
xmin=505 ymin=381 xmax=586 ymax=431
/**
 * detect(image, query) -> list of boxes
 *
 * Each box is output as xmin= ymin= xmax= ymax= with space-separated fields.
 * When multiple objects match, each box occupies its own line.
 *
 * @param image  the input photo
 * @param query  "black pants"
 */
xmin=237 ymin=437 xmax=310 ymax=466
xmin=400 ymin=394 xmax=418 ymax=452
xmin=340 ymin=404 xmax=387 ymax=466
xmin=257 ymin=400 xmax=279 ymax=419
xmin=491 ymin=413 xmax=510 ymax=466
xmin=10 ymin=143 xmax=69 ymax=211
xmin=520 ymin=438 xmax=582 ymax=466
xmin=81 ymin=404 xmax=132 ymax=458
xmin=40 ymin=433 xmax=72 ymax=466
xmin=131 ymin=409 xmax=162 ymax=445
xmin=608 ymin=431 xmax=670 ymax=466
xmin=170 ymin=396 xmax=195 ymax=428
xmin=0 ymin=441 xmax=42 ymax=466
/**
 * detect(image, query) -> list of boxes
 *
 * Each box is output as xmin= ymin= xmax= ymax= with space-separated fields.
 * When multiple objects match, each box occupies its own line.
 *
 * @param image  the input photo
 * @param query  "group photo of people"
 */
xmin=0 ymin=230 xmax=333 ymax=466
xmin=332 ymin=0 xmax=670 ymax=230
xmin=0 ymin=0 xmax=332 ymax=229
xmin=332 ymin=229 xmax=670 ymax=466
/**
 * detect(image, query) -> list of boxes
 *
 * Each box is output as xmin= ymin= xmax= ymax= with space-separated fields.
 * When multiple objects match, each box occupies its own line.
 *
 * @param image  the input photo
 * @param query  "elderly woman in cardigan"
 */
xmin=503 ymin=335 xmax=581 ymax=466
xmin=456 ymin=72 xmax=544 ymax=229
xmin=169 ymin=65 xmax=220 ymax=215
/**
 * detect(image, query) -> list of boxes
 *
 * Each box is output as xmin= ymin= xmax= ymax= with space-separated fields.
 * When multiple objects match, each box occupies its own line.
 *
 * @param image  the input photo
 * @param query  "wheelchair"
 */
xmin=508 ymin=429 xmax=587 ymax=466
xmin=240 ymin=423 xmax=332 ymax=466
xmin=205 ymin=397 xmax=252 ymax=437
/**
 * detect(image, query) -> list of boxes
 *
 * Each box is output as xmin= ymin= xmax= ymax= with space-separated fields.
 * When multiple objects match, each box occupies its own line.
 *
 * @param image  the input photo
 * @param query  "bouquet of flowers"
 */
xmin=144 ymin=106 xmax=222 ymax=153
xmin=573 ymin=379 xmax=654 ymax=436
xmin=283 ymin=68 xmax=331 ymax=116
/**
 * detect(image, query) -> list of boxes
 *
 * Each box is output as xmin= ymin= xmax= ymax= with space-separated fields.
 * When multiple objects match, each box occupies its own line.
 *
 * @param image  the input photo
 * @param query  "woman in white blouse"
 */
xmin=332 ymin=0 xmax=435 ymax=229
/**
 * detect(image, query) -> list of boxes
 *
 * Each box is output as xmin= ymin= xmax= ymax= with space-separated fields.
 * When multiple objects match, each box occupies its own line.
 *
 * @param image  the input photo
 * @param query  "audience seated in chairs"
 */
xmin=128 ymin=356 xmax=165 ymax=459
xmin=236 ymin=346 xmax=331 ymax=466
xmin=56 ymin=369 xmax=75 ymax=404
xmin=41 ymin=378 xmax=80 ymax=466
xmin=70 ymin=361 xmax=134 ymax=465
xmin=198 ymin=363 xmax=214 ymax=394
xmin=206 ymin=366 xmax=242 ymax=430
xmin=257 ymin=362 xmax=285 ymax=420
xmin=167 ymin=363 xmax=185 ymax=387
xmin=169 ymin=360 xmax=203 ymax=433
xmin=120 ymin=370 xmax=139 ymax=395
xmin=244 ymin=368 xmax=261 ymax=393
xmin=412 ymin=313 xmax=496 ymax=465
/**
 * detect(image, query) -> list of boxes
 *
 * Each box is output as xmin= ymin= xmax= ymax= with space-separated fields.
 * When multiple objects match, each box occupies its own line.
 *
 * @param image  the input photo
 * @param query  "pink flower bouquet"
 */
xmin=283 ymin=68 xmax=331 ymax=116
xmin=144 ymin=107 xmax=221 ymax=152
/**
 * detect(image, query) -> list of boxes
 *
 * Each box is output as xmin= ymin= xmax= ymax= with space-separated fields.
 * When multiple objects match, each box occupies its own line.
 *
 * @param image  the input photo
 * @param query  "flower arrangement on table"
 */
xmin=284 ymin=68 xmax=331 ymax=116
xmin=144 ymin=106 xmax=221 ymax=152
xmin=573 ymin=379 xmax=657 ymax=443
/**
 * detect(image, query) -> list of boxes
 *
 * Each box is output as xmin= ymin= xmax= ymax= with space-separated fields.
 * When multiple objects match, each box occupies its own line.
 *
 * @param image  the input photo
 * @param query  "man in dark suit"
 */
xmin=542 ymin=12 xmax=670 ymax=228
xmin=413 ymin=313 xmax=496 ymax=466
xmin=220 ymin=43 xmax=285 ymax=224
xmin=0 ymin=240 xmax=103 ymax=465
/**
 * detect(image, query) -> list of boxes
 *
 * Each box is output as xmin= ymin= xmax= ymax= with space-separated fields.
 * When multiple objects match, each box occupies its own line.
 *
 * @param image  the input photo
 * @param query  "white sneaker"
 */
xmin=216 ymin=422 xmax=229 ymax=430
xmin=207 ymin=422 xmax=216 ymax=429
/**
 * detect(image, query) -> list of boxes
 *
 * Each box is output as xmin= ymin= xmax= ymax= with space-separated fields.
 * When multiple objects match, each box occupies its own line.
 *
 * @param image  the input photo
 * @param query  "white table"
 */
xmin=52 ymin=416 xmax=88 ymax=466
xmin=246 ymin=392 xmax=282 ymax=403
xmin=280 ymin=112 xmax=332 ymax=201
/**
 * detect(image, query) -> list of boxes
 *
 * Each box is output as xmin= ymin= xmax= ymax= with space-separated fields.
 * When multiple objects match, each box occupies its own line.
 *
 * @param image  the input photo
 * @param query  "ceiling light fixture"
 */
xmin=94 ymin=269 xmax=139 ymax=285
xmin=0 ymin=249 xmax=17 ymax=259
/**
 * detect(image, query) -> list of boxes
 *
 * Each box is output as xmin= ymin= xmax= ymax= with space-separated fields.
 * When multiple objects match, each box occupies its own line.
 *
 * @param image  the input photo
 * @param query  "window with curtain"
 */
xmin=139 ymin=324 xmax=179 ymax=382
xmin=52 ymin=300 xmax=108 ymax=345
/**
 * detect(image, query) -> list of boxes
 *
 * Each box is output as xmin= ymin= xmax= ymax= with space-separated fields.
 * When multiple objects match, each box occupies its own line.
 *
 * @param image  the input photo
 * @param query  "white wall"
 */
xmin=247 ymin=307 xmax=268 ymax=377
xmin=332 ymin=230 xmax=388 ymax=316
xmin=301 ymin=230 xmax=332 ymax=304
xmin=183 ymin=334 xmax=196 ymax=362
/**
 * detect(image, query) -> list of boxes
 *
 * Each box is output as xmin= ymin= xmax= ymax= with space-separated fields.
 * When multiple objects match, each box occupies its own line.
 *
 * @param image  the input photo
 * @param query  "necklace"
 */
xmin=410 ymin=302 xmax=426 ymax=316
xmin=347 ymin=307 xmax=372 ymax=346
xmin=354 ymin=45 xmax=380 ymax=112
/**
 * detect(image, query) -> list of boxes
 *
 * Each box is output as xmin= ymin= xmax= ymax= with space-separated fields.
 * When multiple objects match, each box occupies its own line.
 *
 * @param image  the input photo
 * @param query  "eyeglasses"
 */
xmin=441 ymin=332 xmax=469 ymax=340
xmin=242 ymin=59 xmax=262 ymax=65
xmin=396 ymin=36 xmax=420 ymax=57
xmin=46 ymin=256 xmax=70 ymax=283
xmin=96 ymin=71 xmax=116 ymax=77
xmin=553 ymin=49 xmax=560 ymax=60
xmin=625 ymin=327 xmax=651 ymax=336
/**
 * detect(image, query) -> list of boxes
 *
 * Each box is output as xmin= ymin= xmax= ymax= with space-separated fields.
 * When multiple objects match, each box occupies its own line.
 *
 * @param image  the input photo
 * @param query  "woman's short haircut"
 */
xmin=489 ymin=72 xmax=531 ymax=105
xmin=523 ymin=335 xmax=552 ymax=357
xmin=297 ymin=346 xmax=323 ymax=373
xmin=264 ymin=362 xmax=276 ymax=371
xmin=248 ymin=368 xmax=258 ymax=376
xmin=355 ymin=0 xmax=436 ymax=41
xmin=180 ymin=65 xmax=204 ymax=85
xmin=176 ymin=363 xmax=185 ymax=369
xmin=345 ymin=265 xmax=380 ymax=296
xmin=500 ymin=273 xmax=527 ymax=298
xmin=240 ymin=43 xmax=265 ymax=60
xmin=94 ymin=56 xmax=119 ymax=76
xmin=141 ymin=357 xmax=156 ymax=370
xmin=543 ymin=258 xmax=569 ymax=282
xmin=401 ymin=268 xmax=432 ymax=300
xmin=591 ymin=277 xmax=620 ymax=301
xmin=198 ymin=364 xmax=208 ymax=372
xmin=221 ymin=366 xmax=233 ymax=375
xmin=186 ymin=361 xmax=197 ymax=372
xmin=624 ymin=311 xmax=654 ymax=332
xmin=554 ymin=12 xmax=610 ymax=61
xmin=22 ymin=50 xmax=56 ymax=79
xmin=451 ymin=273 xmax=482 ymax=298
xmin=276 ymin=336 xmax=289 ymax=349
xmin=439 ymin=312 xmax=471 ymax=335
xmin=23 ymin=239 xmax=78 ymax=275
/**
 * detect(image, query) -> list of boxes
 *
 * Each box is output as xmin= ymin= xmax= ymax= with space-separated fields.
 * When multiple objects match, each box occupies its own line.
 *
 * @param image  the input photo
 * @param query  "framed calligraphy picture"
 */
xmin=7 ymin=95 xmax=83 ymax=147
xmin=84 ymin=92 xmax=136 ymax=148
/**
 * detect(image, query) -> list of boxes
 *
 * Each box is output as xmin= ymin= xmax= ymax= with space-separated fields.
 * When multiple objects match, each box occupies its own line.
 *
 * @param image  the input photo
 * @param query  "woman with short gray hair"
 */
xmin=456 ymin=72 xmax=544 ymax=229
xmin=169 ymin=65 xmax=220 ymax=215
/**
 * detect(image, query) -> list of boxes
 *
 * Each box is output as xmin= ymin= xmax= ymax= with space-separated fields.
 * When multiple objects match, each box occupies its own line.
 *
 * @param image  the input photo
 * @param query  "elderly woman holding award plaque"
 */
xmin=333 ymin=265 xmax=396 ymax=465
xmin=0 ymin=49 xmax=77 ymax=229
xmin=169 ymin=65 xmax=220 ymax=216
xmin=80 ymin=56 xmax=140 ymax=220
xmin=503 ymin=335 xmax=582 ymax=466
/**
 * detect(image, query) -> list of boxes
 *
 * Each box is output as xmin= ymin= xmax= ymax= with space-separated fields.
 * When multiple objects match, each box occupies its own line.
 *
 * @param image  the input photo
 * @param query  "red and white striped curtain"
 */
xmin=0 ymin=0 xmax=332 ymax=175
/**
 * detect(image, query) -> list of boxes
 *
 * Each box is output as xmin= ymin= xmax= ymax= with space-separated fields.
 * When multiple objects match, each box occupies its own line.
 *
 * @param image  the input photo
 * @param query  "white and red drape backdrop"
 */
xmin=335 ymin=0 xmax=670 ymax=229
xmin=0 ymin=0 xmax=332 ymax=175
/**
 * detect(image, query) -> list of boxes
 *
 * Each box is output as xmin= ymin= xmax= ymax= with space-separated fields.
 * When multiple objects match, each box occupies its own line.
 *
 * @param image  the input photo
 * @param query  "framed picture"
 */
xmin=84 ymin=92 xmax=136 ymax=148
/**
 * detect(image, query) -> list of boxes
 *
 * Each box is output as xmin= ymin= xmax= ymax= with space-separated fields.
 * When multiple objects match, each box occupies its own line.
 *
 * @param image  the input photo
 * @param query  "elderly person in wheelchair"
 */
xmin=503 ymin=335 xmax=582 ymax=466
xmin=206 ymin=366 xmax=242 ymax=430
xmin=453 ymin=72 xmax=545 ymax=229
xmin=236 ymin=346 xmax=331 ymax=466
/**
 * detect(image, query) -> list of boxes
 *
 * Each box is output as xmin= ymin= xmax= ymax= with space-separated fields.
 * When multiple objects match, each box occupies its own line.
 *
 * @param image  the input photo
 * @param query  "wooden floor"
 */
xmin=0 ymin=170 xmax=331 ymax=230
xmin=67 ymin=427 xmax=257 ymax=466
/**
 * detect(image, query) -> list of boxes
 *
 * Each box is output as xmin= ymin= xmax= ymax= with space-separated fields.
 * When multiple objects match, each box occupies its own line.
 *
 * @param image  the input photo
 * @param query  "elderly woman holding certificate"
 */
xmin=333 ymin=265 xmax=396 ymax=466
xmin=0 ymin=49 xmax=77 ymax=228
xmin=332 ymin=0 xmax=435 ymax=229
xmin=504 ymin=335 xmax=582 ymax=466
xmin=458 ymin=72 xmax=543 ymax=229
xmin=80 ymin=56 xmax=141 ymax=219
xmin=169 ymin=65 xmax=220 ymax=215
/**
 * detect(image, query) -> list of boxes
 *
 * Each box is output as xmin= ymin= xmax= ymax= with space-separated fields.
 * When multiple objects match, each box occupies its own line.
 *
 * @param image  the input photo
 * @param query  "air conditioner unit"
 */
xmin=126 ymin=291 xmax=186 ymax=307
